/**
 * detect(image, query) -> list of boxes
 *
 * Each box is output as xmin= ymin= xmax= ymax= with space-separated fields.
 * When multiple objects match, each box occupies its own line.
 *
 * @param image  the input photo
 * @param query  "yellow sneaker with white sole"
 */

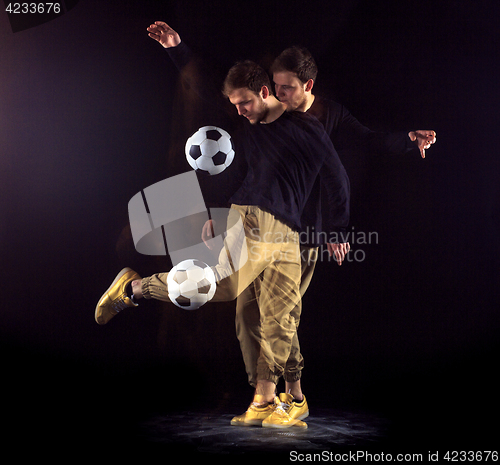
xmin=262 ymin=393 xmax=309 ymax=429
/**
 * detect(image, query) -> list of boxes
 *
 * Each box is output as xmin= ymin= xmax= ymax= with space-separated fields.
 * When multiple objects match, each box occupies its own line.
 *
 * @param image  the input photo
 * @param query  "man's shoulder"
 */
xmin=310 ymin=95 xmax=344 ymax=114
xmin=283 ymin=110 xmax=326 ymax=133
xmin=280 ymin=111 xmax=333 ymax=151
xmin=285 ymin=109 xmax=322 ymax=125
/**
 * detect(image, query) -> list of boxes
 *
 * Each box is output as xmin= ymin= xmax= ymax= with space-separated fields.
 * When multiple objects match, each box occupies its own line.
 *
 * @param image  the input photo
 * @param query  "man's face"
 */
xmin=228 ymin=87 xmax=268 ymax=124
xmin=273 ymin=71 xmax=309 ymax=112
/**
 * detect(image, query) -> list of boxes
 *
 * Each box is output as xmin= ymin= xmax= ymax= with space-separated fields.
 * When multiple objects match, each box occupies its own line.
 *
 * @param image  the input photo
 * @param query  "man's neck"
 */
xmin=302 ymin=93 xmax=316 ymax=113
xmin=260 ymin=96 xmax=286 ymax=124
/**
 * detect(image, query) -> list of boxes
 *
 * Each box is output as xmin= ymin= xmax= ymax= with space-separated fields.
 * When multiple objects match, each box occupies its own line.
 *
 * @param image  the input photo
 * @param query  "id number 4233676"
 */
xmin=6 ymin=3 xmax=61 ymax=14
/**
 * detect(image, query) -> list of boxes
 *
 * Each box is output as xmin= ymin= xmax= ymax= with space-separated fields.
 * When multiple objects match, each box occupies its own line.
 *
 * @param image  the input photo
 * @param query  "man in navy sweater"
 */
xmin=148 ymin=25 xmax=437 ymax=417
xmin=96 ymin=27 xmax=350 ymax=429
xmin=271 ymin=45 xmax=436 ymax=158
xmin=234 ymin=45 xmax=437 ymax=413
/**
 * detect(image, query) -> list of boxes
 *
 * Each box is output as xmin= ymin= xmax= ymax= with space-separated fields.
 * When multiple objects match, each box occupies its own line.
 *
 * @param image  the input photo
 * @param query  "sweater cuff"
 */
xmin=328 ymin=228 xmax=348 ymax=243
xmin=166 ymin=41 xmax=191 ymax=70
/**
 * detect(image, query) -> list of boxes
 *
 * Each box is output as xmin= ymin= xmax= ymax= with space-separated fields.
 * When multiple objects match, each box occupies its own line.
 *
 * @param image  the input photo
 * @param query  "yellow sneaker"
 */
xmin=230 ymin=401 xmax=275 ymax=427
xmin=262 ymin=393 xmax=309 ymax=429
xmin=95 ymin=268 xmax=141 ymax=325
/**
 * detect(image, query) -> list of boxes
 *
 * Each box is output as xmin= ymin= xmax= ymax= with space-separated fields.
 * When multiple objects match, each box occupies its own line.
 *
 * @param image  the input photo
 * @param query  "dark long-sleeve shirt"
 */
xmin=308 ymin=96 xmax=419 ymax=157
xmin=230 ymin=111 xmax=350 ymax=238
xmin=164 ymin=42 xmax=353 ymax=241
xmin=166 ymin=43 xmax=420 ymax=244
xmin=297 ymin=97 xmax=420 ymax=243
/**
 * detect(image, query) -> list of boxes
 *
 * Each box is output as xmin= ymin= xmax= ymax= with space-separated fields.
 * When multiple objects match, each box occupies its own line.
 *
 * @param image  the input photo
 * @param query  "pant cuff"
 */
xmin=141 ymin=276 xmax=153 ymax=299
xmin=257 ymin=370 xmax=280 ymax=386
xmin=283 ymin=371 xmax=302 ymax=383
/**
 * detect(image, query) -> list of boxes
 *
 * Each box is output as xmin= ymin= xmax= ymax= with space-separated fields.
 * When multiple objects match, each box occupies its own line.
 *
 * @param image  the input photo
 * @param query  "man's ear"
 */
xmin=260 ymin=86 xmax=270 ymax=99
xmin=304 ymin=79 xmax=314 ymax=93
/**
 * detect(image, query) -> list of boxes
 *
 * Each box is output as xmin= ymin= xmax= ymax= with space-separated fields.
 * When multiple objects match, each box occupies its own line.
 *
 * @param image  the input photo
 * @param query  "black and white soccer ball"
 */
xmin=185 ymin=126 xmax=235 ymax=175
xmin=167 ymin=259 xmax=216 ymax=310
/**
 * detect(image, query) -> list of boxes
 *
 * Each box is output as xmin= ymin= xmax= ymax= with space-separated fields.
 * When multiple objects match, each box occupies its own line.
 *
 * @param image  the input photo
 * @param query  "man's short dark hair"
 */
xmin=223 ymin=60 xmax=273 ymax=97
xmin=270 ymin=46 xmax=318 ymax=84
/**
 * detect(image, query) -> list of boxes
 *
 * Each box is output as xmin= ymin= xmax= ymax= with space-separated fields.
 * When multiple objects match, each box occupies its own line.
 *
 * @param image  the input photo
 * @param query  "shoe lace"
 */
xmin=274 ymin=400 xmax=291 ymax=416
xmin=111 ymin=295 xmax=130 ymax=313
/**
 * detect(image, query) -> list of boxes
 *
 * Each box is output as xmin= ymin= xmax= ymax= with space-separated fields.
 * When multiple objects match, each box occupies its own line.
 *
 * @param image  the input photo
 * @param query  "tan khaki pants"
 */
xmin=235 ymin=247 xmax=317 ymax=387
xmin=141 ymin=204 xmax=303 ymax=385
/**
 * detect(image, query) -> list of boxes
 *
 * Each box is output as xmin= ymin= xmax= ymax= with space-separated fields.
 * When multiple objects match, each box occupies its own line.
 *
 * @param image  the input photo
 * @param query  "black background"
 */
xmin=1 ymin=0 xmax=498 ymax=457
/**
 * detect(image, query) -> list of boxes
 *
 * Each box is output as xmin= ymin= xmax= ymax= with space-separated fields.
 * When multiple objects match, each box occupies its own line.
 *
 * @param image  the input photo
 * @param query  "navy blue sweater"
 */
xmin=166 ymin=42 xmax=350 ymax=242
xmin=229 ymin=110 xmax=350 ymax=239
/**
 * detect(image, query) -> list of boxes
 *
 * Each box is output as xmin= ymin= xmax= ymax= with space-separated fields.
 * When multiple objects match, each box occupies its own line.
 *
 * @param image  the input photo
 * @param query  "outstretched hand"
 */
xmin=147 ymin=21 xmax=181 ymax=48
xmin=409 ymin=130 xmax=437 ymax=158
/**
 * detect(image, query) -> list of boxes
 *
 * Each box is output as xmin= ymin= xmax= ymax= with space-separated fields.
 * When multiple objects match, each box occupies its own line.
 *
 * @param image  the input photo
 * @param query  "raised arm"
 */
xmin=146 ymin=20 xmax=234 ymax=126
xmin=147 ymin=21 xmax=181 ymax=48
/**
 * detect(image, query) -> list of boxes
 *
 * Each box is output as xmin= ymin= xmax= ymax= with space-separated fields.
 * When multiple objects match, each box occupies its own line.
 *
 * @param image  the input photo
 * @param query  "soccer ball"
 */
xmin=185 ymin=126 xmax=235 ymax=175
xmin=167 ymin=259 xmax=217 ymax=310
